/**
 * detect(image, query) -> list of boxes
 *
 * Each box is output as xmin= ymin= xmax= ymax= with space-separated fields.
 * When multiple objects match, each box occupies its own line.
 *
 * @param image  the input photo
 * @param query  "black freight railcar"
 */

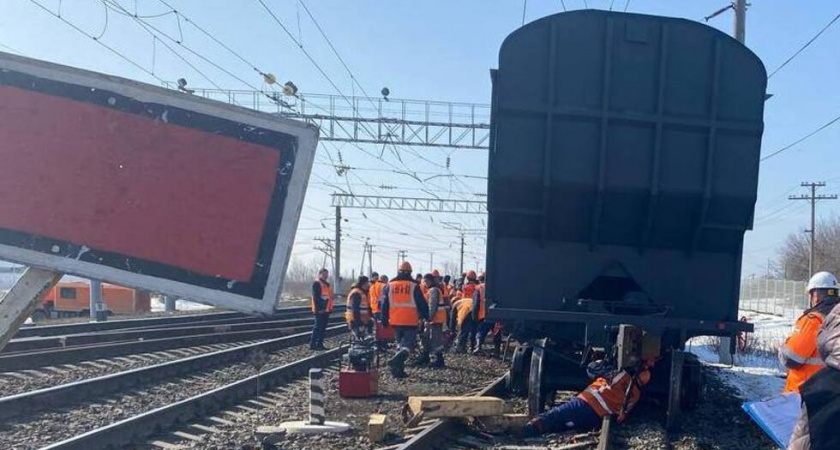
xmin=486 ymin=11 xmax=765 ymax=419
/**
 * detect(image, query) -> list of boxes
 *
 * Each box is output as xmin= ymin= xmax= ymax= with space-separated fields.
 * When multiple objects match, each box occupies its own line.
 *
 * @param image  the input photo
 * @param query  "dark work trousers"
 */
xmin=393 ymin=326 xmax=418 ymax=352
xmin=476 ymin=319 xmax=493 ymax=348
xmin=310 ymin=312 xmax=329 ymax=347
xmin=457 ymin=315 xmax=475 ymax=351
xmin=534 ymin=397 xmax=602 ymax=434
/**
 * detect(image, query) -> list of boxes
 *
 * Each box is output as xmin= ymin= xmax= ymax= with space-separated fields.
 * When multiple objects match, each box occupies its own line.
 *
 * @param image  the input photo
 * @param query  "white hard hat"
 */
xmin=806 ymin=271 xmax=839 ymax=293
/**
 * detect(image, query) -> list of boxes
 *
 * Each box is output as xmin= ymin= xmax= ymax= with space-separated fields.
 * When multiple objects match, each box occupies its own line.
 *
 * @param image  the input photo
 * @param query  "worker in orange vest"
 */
xmin=522 ymin=359 xmax=653 ymax=436
xmin=780 ymin=271 xmax=840 ymax=393
xmin=309 ymin=268 xmax=333 ymax=351
xmin=460 ymin=271 xmax=479 ymax=351
xmin=450 ymin=291 xmax=474 ymax=353
xmin=418 ymin=273 xmax=449 ymax=368
xmin=381 ymin=261 xmax=429 ymax=378
xmin=368 ymin=271 xmax=383 ymax=323
xmin=472 ymin=272 xmax=491 ymax=354
xmin=345 ymin=276 xmax=372 ymax=338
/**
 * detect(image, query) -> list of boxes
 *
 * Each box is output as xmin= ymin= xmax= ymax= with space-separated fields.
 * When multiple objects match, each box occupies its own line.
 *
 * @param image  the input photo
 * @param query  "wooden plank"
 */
xmin=407 ymin=396 xmax=506 ymax=419
xmin=368 ymin=414 xmax=387 ymax=443
xmin=0 ymin=268 xmax=61 ymax=353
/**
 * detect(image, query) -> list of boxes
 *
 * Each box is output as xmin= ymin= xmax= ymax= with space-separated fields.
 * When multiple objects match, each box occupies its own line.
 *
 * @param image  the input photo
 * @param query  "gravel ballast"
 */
xmin=163 ymin=351 xmax=510 ymax=450
xmin=0 ymin=336 xmax=345 ymax=450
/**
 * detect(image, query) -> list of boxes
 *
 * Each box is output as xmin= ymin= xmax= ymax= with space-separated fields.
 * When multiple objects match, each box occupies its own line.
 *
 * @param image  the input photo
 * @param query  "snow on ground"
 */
xmin=689 ymin=309 xmax=790 ymax=401
xmin=150 ymin=297 xmax=214 ymax=312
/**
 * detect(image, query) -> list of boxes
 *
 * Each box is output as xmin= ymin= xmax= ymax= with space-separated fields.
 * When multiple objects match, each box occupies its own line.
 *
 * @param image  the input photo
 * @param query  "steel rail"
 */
xmin=397 ymin=374 xmax=508 ymax=449
xmin=3 ymin=316 xmax=341 ymax=353
xmin=0 ymin=325 xmax=346 ymax=420
xmin=41 ymin=346 xmax=346 ymax=450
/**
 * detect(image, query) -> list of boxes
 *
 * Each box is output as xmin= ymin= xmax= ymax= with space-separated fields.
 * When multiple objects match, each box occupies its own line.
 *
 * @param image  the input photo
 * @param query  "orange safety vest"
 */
xmin=452 ymin=297 xmax=472 ymax=327
xmin=345 ymin=287 xmax=371 ymax=324
xmin=475 ymin=283 xmax=486 ymax=321
xmin=578 ymin=370 xmax=650 ymax=423
xmin=462 ymin=282 xmax=477 ymax=306
xmin=425 ymin=287 xmax=449 ymax=325
xmin=369 ymin=281 xmax=383 ymax=314
xmin=388 ymin=279 xmax=419 ymax=326
xmin=782 ymin=311 xmax=826 ymax=393
xmin=311 ymin=280 xmax=333 ymax=313
xmin=441 ymin=284 xmax=450 ymax=300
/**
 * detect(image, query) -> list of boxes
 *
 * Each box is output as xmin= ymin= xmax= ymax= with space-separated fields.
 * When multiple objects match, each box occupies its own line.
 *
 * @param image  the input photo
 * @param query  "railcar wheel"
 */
xmin=528 ymin=338 xmax=550 ymax=417
xmin=507 ymin=343 xmax=532 ymax=395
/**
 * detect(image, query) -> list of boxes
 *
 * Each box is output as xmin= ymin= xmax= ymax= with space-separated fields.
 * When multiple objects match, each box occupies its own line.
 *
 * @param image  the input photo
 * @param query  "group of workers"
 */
xmin=309 ymin=261 xmax=497 ymax=379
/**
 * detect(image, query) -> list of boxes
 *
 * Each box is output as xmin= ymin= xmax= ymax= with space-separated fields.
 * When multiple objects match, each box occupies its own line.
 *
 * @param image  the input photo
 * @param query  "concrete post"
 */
xmin=309 ymin=368 xmax=325 ymax=425
xmin=90 ymin=279 xmax=107 ymax=322
xmin=164 ymin=295 xmax=177 ymax=312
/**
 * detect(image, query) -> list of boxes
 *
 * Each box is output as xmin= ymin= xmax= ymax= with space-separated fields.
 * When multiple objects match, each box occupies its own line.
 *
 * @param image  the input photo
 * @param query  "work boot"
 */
xmin=432 ymin=353 xmax=445 ymax=368
xmin=388 ymin=348 xmax=410 ymax=378
xmin=415 ymin=351 xmax=431 ymax=366
xmin=492 ymin=342 xmax=502 ymax=359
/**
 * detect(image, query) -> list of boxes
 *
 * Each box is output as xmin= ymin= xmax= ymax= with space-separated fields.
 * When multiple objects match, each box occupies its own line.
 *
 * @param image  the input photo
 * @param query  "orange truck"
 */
xmin=33 ymin=282 xmax=151 ymax=320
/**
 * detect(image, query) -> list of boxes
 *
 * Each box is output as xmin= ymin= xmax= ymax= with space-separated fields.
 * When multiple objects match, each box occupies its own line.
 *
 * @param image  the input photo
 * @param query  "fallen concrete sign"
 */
xmin=0 ymin=52 xmax=319 ymax=316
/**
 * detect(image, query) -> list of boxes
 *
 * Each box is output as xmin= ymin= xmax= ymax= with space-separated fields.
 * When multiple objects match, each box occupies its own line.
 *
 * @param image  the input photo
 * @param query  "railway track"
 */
xmin=0 ymin=326 xmax=346 ymax=422
xmin=0 ymin=317 xmax=344 ymax=371
xmin=39 ymin=348 xmax=347 ymax=450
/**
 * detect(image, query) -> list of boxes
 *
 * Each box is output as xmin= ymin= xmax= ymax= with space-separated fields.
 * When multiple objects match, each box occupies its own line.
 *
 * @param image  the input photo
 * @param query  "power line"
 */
xmin=559 ymin=0 xmax=567 ymax=12
xmin=609 ymin=0 xmax=616 ymax=11
xmin=760 ymin=113 xmax=840 ymax=162
xmin=297 ymin=0 xmax=378 ymax=111
xmin=522 ymin=0 xmax=528 ymax=25
xmin=768 ymin=11 xmax=840 ymax=79
xmin=27 ymin=0 xmax=165 ymax=83
xmin=624 ymin=0 xmax=632 ymax=12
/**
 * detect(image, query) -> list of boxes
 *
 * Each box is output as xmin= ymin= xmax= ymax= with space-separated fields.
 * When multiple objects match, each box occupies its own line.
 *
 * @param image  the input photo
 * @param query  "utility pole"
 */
xmin=334 ymin=206 xmax=341 ymax=294
xmin=459 ymin=233 xmax=465 ymax=275
xmin=790 ymin=182 xmax=837 ymax=277
xmin=359 ymin=239 xmax=369 ymax=277
xmin=430 ymin=252 xmax=435 ymax=271
xmin=397 ymin=250 xmax=408 ymax=269
xmin=734 ymin=0 xmax=746 ymax=43
xmin=368 ymin=244 xmax=373 ymax=276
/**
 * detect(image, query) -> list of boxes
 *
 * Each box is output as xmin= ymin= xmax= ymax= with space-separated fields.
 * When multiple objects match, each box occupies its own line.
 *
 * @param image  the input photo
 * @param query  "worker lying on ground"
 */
xmin=780 ymin=271 xmax=840 ymax=393
xmin=521 ymin=359 xmax=653 ymax=436
xmin=789 ymin=303 xmax=840 ymax=450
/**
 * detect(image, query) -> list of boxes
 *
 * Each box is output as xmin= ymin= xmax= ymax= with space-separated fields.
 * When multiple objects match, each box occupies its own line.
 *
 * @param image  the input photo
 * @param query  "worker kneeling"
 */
xmin=345 ymin=276 xmax=373 ymax=338
xmin=522 ymin=359 xmax=652 ymax=436
xmin=381 ymin=261 xmax=430 ymax=379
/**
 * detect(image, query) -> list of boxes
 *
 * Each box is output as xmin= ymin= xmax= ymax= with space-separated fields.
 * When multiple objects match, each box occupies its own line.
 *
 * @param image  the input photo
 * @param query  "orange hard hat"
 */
xmin=432 ymin=269 xmax=441 ymax=277
xmin=399 ymin=261 xmax=413 ymax=272
xmin=466 ymin=270 xmax=477 ymax=280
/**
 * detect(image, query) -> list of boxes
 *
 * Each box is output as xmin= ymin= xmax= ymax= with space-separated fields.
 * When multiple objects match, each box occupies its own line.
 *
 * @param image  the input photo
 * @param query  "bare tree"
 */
xmin=441 ymin=260 xmax=460 ymax=278
xmin=775 ymin=215 xmax=840 ymax=281
xmin=283 ymin=257 xmax=321 ymax=299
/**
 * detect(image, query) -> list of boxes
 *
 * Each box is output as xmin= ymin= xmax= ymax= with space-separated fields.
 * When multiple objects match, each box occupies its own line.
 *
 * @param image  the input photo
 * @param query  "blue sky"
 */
xmin=2 ymin=0 xmax=840 ymax=279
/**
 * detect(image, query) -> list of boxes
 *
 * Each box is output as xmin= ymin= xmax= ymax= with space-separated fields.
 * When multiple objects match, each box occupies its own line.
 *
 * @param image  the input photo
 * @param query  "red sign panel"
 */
xmin=0 ymin=53 xmax=318 ymax=314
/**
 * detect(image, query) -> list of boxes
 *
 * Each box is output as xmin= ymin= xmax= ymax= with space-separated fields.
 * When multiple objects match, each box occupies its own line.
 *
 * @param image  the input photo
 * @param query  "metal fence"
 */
xmin=739 ymin=278 xmax=808 ymax=318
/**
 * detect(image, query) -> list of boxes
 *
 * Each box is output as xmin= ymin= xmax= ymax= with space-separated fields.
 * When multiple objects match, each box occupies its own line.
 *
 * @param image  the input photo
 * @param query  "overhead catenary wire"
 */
xmin=768 ymin=10 xmax=840 ymax=79
xmin=27 ymin=0 xmax=165 ymax=84
xmin=760 ymin=113 xmax=840 ymax=162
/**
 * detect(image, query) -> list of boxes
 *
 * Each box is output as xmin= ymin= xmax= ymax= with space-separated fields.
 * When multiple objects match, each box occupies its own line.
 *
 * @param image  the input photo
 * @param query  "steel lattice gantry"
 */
xmin=174 ymin=87 xmax=491 ymax=149
xmin=331 ymin=194 xmax=487 ymax=214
